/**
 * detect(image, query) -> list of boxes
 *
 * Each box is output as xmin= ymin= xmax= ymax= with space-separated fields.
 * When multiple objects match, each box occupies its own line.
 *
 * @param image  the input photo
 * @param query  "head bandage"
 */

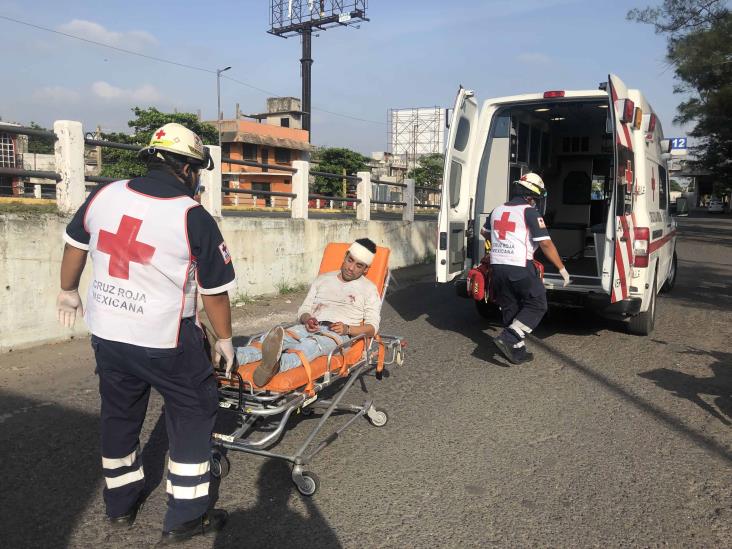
xmin=348 ymin=242 xmax=375 ymax=266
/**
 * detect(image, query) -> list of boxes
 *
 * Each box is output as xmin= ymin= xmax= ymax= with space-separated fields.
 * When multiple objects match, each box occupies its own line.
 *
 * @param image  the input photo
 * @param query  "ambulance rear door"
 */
xmin=602 ymin=74 xmax=636 ymax=303
xmin=436 ymin=87 xmax=479 ymax=283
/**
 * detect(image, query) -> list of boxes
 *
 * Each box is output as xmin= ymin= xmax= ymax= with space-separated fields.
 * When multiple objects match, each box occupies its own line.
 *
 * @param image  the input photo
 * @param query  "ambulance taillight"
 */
xmin=633 ymin=227 xmax=650 ymax=267
xmin=543 ymin=90 xmax=565 ymax=98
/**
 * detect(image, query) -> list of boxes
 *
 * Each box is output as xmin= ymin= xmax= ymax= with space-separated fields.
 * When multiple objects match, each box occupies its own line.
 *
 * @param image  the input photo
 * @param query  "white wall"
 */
xmin=0 ymin=213 xmax=436 ymax=352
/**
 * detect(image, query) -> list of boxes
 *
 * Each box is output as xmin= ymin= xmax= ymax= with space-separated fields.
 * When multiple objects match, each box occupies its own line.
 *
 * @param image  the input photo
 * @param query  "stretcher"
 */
xmin=210 ymin=243 xmax=406 ymax=496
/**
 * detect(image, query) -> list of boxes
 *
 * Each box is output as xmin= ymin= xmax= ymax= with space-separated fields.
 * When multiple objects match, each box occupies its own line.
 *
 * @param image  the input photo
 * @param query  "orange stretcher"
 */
xmin=210 ymin=243 xmax=406 ymax=496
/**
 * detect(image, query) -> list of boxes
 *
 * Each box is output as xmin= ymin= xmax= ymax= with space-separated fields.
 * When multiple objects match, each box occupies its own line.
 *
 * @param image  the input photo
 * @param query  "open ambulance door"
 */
xmin=602 ymin=74 xmax=636 ymax=303
xmin=436 ymin=87 xmax=478 ymax=283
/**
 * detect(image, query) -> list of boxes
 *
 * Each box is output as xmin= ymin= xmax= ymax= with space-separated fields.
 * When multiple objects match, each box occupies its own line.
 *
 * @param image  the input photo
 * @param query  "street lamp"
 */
xmin=216 ymin=66 xmax=232 ymax=147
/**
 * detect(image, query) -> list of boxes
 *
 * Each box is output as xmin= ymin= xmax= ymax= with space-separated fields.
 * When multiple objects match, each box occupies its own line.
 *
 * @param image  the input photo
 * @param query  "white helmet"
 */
xmin=515 ymin=172 xmax=547 ymax=198
xmin=140 ymin=123 xmax=213 ymax=170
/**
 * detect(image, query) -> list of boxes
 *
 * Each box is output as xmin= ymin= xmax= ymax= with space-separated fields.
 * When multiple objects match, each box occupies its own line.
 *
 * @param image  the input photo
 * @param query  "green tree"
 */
xmin=628 ymin=1 xmax=732 ymax=196
xmin=311 ymin=147 xmax=369 ymax=196
xmin=670 ymin=179 xmax=683 ymax=192
xmin=26 ymin=121 xmax=55 ymax=154
xmin=407 ymin=153 xmax=444 ymax=186
xmin=100 ymin=107 xmax=217 ymax=180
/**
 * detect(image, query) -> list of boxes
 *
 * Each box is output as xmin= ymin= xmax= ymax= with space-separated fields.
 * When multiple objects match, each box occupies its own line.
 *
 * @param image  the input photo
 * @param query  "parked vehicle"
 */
xmin=436 ymin=74 xmax=678 ymax=335
xmin=708 ymin=199 xmax=724 ymax=213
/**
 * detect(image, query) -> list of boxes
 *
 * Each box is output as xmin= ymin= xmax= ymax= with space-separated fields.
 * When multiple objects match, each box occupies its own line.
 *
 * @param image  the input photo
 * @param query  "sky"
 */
xmin=0 ymin=0 xmax=689 ymax=154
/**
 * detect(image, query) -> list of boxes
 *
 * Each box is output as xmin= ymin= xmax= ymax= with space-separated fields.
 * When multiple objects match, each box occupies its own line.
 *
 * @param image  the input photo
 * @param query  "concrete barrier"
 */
xmin=0 ymin=213 xmax=436 ymax=352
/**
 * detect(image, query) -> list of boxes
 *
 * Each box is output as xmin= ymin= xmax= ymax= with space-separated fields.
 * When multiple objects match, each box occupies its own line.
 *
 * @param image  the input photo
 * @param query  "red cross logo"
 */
xmin=97 ymin=216 xmax=156 ymax=280
xmin=494 ymin=211 xmax=516 ymax=240
xmin=155 ymin=129 xmax=166 ymax=139
xmin=625 ymin=160 xmax=634 ymax=193
xmin=651 ymin=172 xmax=656 ymax=201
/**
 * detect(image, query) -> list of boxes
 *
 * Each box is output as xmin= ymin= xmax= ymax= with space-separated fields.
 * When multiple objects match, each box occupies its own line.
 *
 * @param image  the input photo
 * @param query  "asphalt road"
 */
xmin=0 ymin=214 xmax=729 ymax=548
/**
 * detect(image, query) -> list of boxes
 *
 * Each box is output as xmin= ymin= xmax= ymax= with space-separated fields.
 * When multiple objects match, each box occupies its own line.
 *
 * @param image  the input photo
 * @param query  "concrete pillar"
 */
xmin=34 ymin=184 xmax=42 ymax=199
xmin=53 ymin=120 xmax=85 ymax=214
xmin=403 ymin=178 xmax=415 ymax=222
xmin=356 ymin=171 xmax=371 ymax=221
xmin=290 ymin=159 xmax=309 ymax=219
xmin=199 ymin=145 xmax=222 ymax=218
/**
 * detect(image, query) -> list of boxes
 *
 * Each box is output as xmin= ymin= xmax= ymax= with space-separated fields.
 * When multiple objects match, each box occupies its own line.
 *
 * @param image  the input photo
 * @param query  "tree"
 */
xmin=100 ymin=107 xmax=217 ymax=180
xmin=670 ymin=179 xmax=684 ymax=192
xmin=311 ymin=147 xmax=369 ymax=196
xmin=407 ymin=153 xmax=444 ymax=186
xmin=628 ymin=1 xmax=732 ymax=196
xmin=26 ymin=121 xmax=55 ymax=155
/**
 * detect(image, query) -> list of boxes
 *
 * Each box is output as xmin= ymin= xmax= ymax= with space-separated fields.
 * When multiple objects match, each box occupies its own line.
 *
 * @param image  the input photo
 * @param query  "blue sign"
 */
xmin=670 ymin=137 xmax=687 ymax=150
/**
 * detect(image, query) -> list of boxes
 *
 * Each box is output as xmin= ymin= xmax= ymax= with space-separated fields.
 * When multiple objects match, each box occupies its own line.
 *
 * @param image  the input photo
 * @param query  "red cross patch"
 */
xmin=218 ymin=242 xmax=231 ymax=264
xmin=97 ymin=216 xmax=156 ymax=280
xmin=155 ymin=129 xmax=166 ymax=139
xmin=494 ymin=211 xmax=516 ymax=240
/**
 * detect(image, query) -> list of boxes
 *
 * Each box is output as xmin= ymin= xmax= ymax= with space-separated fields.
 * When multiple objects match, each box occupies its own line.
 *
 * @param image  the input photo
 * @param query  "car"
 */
xmin=708 ymin=199 xmax=724 ymax=213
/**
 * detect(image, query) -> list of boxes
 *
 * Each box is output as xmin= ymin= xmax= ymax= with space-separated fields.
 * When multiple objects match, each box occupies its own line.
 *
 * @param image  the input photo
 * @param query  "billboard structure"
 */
xmin=269 ymin=1 xmax=369 ymax=140
xmin=388 ymin=107 xmax=446 ymax=169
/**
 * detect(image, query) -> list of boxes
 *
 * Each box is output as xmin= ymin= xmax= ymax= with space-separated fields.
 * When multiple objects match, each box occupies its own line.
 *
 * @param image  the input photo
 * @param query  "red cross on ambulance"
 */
xmin=97 ymin=215 xmax=156 ymax=280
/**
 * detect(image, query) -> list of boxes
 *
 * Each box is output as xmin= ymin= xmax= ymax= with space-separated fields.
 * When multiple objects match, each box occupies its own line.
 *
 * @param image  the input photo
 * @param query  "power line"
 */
xmin=0 ymin=14 xmax=386 ymax=126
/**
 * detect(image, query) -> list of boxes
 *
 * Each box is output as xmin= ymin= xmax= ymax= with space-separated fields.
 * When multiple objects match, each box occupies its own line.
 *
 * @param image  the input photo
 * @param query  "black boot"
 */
xmin=513 ymin=346 xmax=534 ymax=364
xmin=160 ymin=509 xmax=228 ymax=545
xmin=107 ymin=495 xmax=145 ymax=529
xmin=493 ymin=335 xmax=522 ymax=365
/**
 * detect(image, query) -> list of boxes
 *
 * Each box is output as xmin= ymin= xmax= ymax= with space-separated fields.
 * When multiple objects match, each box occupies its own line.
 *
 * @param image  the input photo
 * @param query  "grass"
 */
xmin=231 ymin=292 xmax=255 ymax=307
xmin=0 ymin=200 xmax=58 ymax=214
xmin=276 ymin=281 xmax=308 ymax=295
xmin=421 ymin=252 xmax=436 ymax=264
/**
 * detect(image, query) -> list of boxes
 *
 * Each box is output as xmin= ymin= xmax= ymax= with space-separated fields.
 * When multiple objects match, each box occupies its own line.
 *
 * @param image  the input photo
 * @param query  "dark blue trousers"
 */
xmin=492 ymin=263 xmax=548 ymax=346
xmin=92 ymin=318 xmax=218 ymax=531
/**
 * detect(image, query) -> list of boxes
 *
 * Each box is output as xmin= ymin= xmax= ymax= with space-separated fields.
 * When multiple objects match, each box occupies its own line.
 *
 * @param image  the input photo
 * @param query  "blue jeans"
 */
xmin=235 ymin=324 xmax=349 ymax=372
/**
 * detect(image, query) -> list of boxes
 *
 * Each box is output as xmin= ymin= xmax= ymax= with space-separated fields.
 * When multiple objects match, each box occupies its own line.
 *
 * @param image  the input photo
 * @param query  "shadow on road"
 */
xmin=0 ymin=390 xmax=100 ymax=548
xmin=639 ymin=348 xmax=732 ymax=427
xmin=213 ymin=459 xmax=341 ymax=548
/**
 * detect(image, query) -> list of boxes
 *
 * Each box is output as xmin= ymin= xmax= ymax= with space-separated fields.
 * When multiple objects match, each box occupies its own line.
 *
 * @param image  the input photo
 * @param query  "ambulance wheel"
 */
xmin=661 ymin=252 xmax=677 ymax=293
xmin=294 ymin=471 xmax=319 ymax=496
xmin=210 ymin=448 xmax=230 ymax=479
xmin=475 ymin=299 xmax=499 ymax=320
xmin=367 ymin=408 xmax=388 ymax=427
xmin=628 ymin=278 xmax=657 ymax=336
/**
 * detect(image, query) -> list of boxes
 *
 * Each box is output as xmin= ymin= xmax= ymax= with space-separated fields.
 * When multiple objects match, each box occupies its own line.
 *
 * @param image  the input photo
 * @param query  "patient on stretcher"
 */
xmin=235 ymin=238 xmax=382 ymax=387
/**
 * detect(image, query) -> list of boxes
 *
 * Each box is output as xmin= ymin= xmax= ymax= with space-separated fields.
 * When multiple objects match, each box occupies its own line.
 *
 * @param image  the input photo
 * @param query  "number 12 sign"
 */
xmin=670 ymin=137 xmax=687 ymax=150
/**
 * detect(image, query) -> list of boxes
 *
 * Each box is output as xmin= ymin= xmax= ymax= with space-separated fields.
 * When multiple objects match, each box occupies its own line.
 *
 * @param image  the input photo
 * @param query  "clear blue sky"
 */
xmin=0 ymin=0 xmax=688 ymax=153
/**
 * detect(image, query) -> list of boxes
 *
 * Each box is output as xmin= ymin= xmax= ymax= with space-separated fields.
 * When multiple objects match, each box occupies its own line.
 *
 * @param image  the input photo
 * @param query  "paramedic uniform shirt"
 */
xmin=64 ymin=169 xmax=236 ymax=347
xmin=297 ymin=271 xmax=382 ymax=332
xmin=484 ymin=196 xmax=550 ymax=268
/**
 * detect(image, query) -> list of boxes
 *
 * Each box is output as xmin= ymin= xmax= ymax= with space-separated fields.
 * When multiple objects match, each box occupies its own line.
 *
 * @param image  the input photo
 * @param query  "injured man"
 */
xmin=235 ymin=238 xmax=382 ymax=387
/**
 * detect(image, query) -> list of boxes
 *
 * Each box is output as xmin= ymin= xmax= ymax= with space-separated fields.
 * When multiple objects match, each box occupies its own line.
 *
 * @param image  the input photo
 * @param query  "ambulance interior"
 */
xmin=475 ymin=98 xmax=615 ymax=285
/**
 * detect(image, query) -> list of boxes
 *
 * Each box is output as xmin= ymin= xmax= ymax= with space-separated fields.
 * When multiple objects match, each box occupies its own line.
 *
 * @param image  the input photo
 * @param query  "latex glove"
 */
xmin=214 ymin=337 xmax=236 ymax=377
xmin=559 ymin=268 xmax=571 ymax=287
xmin=57 ymin=289 xmax=83 ymax=328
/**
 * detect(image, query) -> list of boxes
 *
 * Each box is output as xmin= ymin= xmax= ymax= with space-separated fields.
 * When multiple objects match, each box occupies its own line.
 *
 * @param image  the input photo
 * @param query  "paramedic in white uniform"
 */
xmin=235 ymin=238 xmax=382 ymax=387
xmin=56 ymin=123 xmax=234 ymax=544
xmin=480 ymin=173 xmax=570 ymax=365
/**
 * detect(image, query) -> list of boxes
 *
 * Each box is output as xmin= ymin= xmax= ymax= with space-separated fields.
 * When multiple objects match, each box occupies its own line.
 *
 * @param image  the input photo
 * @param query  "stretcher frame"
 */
xmin=211 ymin=246 xmax=405 ymax=496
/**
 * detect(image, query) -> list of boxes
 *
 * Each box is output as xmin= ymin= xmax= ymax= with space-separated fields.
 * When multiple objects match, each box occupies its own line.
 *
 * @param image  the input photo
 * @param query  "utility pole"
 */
xmin=217 ymin=66 xmax=232 ymax=147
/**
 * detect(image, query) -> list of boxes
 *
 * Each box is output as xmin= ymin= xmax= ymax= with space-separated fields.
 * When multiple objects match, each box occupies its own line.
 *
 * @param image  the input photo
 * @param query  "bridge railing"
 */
xmin=0 ymin=120 xmax=439 ymax=222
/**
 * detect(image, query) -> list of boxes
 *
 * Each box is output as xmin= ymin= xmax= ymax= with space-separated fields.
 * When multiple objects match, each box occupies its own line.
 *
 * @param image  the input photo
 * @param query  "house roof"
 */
xmin=221 ymin=130 xmax=311 ymax=152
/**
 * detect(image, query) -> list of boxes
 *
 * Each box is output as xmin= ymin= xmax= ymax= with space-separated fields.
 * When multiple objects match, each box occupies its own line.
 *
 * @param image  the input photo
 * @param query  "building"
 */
xmin=213 ymin=99 xmax=310 ymax=208
xmin=0 ymin=124 xmax=22 ymax=196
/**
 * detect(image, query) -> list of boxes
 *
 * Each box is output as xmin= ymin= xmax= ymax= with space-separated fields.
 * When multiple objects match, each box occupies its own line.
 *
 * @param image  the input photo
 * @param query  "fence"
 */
xmin=0 ymin=121 xmax=440 ymax=222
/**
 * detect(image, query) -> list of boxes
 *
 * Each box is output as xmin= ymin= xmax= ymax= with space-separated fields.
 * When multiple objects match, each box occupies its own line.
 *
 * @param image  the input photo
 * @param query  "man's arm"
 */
xmin=297 ymin=280 xmax=319 ymax=330
xmin=538 ymin=239 xmax=565 ymax=272
xmin=201 ymin=293 xmax=232 ymax=339
xmin=526 ymin=208 xmax=570 ymax=286
xmin=60 ymin=244 xmax=87 ymax=290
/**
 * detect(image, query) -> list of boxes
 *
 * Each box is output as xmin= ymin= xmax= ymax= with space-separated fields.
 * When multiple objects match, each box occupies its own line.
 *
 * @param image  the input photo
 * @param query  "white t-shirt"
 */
xmin=297 ymin=271 xmax=382 ymax=332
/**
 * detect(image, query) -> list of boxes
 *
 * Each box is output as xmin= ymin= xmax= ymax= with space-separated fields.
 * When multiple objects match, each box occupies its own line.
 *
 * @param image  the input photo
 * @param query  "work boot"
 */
xmin=513 ymin=346 xmax=534 ymax=364
xmin=107 ymin=494 xmax=145 ymax=529
xmin=160 ymin=509 xmax=228 ymax=545
xmin=493 ymin=335 xmax=522 ymax=365
xmin=253 ymin=326 xmax=285 ymax=387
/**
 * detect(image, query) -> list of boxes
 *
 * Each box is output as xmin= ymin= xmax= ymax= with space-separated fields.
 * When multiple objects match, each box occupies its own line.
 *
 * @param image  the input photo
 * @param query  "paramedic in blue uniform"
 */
xmin=480 ymin=173 xmax=570 ymax=365
xmin=56 ymin=123 xmax=235 ymax=544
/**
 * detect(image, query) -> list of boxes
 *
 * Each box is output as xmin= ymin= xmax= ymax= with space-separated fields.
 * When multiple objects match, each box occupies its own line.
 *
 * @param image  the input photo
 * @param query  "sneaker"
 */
xmin=513 ymin=346 xmax=534 ymax=364
xmin=160 ymin=509 xmax=228 ymax=545
xmin=253 ymin=326 xmax=285 ymax=386
xmin=493 ymin=336 xmax=522 ymax=365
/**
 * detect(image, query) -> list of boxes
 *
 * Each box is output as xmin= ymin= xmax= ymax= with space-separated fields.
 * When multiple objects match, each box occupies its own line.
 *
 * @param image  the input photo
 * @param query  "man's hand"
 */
xmin=57 ymin=289 xmax=83 ymax=328
xmin=330 ymin=322 xmax=349 ymax=336
xmin=214 ymin=337 xmax=236 ymax=377
xmin=305 ymin=317 xmax=319 ymax=333
xmin=559 ymin=267 xmax=571 ymax=287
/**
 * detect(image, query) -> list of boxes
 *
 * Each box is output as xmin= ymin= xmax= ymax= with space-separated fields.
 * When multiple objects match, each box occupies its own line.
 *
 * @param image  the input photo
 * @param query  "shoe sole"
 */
xmin=160 ymin=513 xmax=228 ymax=545
xmin=253 ymin=326 xmax=285 ymax=386
xmin=493 ymin=337 xmax=521 ymax=365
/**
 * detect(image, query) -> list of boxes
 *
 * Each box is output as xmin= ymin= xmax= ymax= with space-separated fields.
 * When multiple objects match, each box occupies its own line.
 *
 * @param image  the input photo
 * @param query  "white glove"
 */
xmin=214 ymin=337 xmax=236 ymax=377
xmin=559 ymin=268 xmax=571 ymax=287
xmin=56 ymin=289 xmax=83 ymax=328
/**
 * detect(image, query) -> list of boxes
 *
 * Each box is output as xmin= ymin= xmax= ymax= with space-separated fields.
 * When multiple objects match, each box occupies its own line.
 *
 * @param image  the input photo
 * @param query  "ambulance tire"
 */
xmin=661 ymin=252 xmax=677 ymax=293
xmin=475 ymin=299 xmax=500 ymax=320
xmin=628 ymin=278 xmax=657 ymax=336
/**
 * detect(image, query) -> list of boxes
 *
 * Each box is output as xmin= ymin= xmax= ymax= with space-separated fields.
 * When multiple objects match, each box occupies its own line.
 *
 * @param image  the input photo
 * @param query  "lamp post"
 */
xmin=216 ymin=66 xmax=231 ymax=147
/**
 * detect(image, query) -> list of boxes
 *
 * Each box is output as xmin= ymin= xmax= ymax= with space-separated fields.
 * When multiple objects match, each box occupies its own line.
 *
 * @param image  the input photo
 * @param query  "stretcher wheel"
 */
xmin=210 ymin=448 xmax=230 ymax=479
xmin=294 ymin=471 xmax=319 ymax=496
xmin=300 ymin=406 xmax=315 ymax=416
xmin=367 ymin=408 xmax=388 ymax=427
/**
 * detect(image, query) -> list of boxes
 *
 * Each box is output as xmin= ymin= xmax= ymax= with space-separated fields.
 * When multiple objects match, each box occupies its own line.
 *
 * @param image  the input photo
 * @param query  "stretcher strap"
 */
xmin=374 ymin=335 xmax=386 ymax=374
xmin=287 ymin=349 xmax=315 ymax=396
xmin=317 ymin=331 xmax=347 ymax=374
xmin=285 ymin=329 xmax=301 ymax=341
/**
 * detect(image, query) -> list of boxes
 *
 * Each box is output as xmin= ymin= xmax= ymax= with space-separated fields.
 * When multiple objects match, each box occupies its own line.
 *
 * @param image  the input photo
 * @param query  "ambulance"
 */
xmin=436 ymin=75 xmax=678 ymax=335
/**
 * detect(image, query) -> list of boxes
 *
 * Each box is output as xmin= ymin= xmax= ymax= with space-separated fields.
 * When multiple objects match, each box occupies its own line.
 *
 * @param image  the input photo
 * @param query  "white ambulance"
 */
xmin=436 ymin=74 xmax=678 ymax=335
